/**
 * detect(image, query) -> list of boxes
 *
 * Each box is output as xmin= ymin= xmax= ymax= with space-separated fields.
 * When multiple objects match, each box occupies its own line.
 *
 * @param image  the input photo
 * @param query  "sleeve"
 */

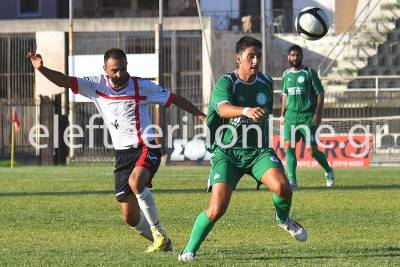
xmin=140 ymin=79 xmax=176 ymax=107
xmin=309 ymin=69 xmax=324 ymax=95
xmin=281 ymin=75 xmax=288 ymax=96
xmin=69 ymin=76 xmax=99 ymax=98
xmin=209 ymin=75 xmax=233 ymax=115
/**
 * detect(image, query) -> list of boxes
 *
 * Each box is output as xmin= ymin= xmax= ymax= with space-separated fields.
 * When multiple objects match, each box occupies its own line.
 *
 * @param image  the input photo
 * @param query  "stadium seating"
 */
xmin=348 ymin=18 xmax=400 ymax=89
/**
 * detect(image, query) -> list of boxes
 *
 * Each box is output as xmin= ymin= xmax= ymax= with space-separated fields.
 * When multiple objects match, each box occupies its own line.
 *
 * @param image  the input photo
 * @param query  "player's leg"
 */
xmin=304 ymin=125 xmax=334 ymax=186
xmin=284 ymin=121 xmax=299 ymax=187
xmin=129 ymin=165 xmax=172 ymax=253
xmin=118 ymin=194 xmax=153 ymax=241
xmin=114 ymin=149 xmax=153 ymax=242
xmin=179 ymin=150 xmax=241 ymax=262
xmin=251 ymin=150 xmax=307 ymax=242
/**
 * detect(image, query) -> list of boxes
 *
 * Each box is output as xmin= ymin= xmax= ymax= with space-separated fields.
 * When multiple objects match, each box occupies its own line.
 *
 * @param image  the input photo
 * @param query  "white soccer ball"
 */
xmin=295 ymin=7 xmax=329 ymax=41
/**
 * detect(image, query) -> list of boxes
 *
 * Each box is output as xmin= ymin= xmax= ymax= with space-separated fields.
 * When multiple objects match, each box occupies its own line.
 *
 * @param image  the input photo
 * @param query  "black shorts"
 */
xmin=114 ymin=144 xmax=161 ymax=201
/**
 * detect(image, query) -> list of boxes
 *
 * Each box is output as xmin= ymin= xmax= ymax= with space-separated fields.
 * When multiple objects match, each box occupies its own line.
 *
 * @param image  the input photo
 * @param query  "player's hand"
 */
xmin=197 ymin=114 xmax=207 ymax=122
xmin=313 ymin=113 xmax=322 ymax=126
xmin=244 ymin=107 xmax=265 ymax=122
xmin=26 ymin=52 xmax=43 ymax=69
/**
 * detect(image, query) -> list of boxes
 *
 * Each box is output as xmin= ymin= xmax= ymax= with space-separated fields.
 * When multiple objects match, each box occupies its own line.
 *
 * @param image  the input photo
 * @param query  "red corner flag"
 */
xmin=12 ymin=109 xmax=20 ymax=132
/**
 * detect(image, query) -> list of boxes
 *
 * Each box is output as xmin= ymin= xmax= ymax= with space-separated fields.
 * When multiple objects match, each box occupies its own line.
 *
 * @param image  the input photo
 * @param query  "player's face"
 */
xmin=288 ymin=50 xmax=303 ymax=68
xmin=104 ymin=57 xmax=129 ymax=87
xmin=236 ymin=46 xmax=261 ymax=76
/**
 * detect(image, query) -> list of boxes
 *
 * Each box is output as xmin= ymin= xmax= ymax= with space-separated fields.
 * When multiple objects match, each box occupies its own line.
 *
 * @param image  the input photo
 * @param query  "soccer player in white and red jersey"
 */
xmin=27 ymin=48 xmax=206 ymax=253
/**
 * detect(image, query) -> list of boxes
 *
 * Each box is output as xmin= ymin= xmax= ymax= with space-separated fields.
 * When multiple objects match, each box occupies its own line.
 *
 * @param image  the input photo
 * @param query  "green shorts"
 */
xmin=284 ymin=111 xmax=317 ymax=147
xmin=207 ymin=147 xmax=284 ymax=191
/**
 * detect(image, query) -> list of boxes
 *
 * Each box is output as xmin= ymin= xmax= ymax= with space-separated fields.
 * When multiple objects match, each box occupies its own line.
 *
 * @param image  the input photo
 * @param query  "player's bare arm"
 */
xmin=280 ymin=95 xmax=287 ymax=125
xmin=218 ymin=102 xmax=265 ymax=122
xmin=27 ymin=52 xmax=71 ymax=88
xmin=313 ymin=94 xmax=324 ymax=126
xmin=172 ymin=94 xmax=206 ymax=120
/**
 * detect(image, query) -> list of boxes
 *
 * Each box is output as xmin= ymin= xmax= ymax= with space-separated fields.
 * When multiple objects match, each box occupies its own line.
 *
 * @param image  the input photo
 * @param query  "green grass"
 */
xmin=0 ymin=164 xmax=399 ymax=266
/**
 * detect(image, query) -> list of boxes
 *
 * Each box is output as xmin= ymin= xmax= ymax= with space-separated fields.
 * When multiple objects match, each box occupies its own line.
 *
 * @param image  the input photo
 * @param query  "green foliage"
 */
xmin=0 ymin=165 xmax=399 ymax=266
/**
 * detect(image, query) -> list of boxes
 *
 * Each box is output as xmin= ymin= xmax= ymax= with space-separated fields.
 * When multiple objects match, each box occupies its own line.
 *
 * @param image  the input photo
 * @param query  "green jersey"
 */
xmin=281 ymin=67 xmax=324 ymax=113
xmin=207 ymin=71 xmax=274 ymax=151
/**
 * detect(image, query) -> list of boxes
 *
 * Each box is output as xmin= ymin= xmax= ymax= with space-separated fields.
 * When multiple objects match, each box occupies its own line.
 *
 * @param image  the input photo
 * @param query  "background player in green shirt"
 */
xmin=280 ymin=45 xmax=335 ymax=188
xmin=178 ymin=37 xmax=307 ymax=262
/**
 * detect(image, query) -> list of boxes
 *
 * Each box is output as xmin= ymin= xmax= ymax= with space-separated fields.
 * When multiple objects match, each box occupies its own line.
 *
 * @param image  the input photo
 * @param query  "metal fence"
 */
xmin=0 ymin=34 xmax=35 ymax=101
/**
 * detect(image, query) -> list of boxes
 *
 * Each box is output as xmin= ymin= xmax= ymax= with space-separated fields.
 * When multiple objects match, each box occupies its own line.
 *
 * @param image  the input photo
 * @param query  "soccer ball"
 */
xmin=295 ymin=7 xmax=329 ymax=41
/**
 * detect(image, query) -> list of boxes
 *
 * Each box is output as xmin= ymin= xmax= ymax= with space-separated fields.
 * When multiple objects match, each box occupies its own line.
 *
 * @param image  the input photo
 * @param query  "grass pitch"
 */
xmin=0 ymin=164 xmax=399 ymax=266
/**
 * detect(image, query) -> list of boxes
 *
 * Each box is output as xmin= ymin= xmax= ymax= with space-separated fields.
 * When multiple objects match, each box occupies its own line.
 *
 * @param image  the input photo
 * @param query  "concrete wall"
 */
xmin=35 ymin=32 xmax=66 ymax=99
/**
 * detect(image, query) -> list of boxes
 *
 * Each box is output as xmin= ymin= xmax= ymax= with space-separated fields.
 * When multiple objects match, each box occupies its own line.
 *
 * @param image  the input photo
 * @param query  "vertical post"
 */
xmin=10 ymin=108 xmax=15 ymax=168
xmin=154 ymin=0 xmax=163 ymax=145
xmin=261 ymin=0 xmax=266 ymax=73
xmin=375 ymin=77 xmax=379 ymax=103
xmin=68 ymin=0 xmax=74 ymax=159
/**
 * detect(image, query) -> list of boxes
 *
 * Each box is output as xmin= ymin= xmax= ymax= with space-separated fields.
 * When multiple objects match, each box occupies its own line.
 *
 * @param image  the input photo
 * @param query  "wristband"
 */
xmin=242 ymin=107 xmax=250 ymax=116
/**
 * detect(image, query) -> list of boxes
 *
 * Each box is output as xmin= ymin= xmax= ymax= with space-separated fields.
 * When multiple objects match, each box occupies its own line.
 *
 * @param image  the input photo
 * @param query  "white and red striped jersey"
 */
xmin=70 ymin=75 xmax=175 ymax=150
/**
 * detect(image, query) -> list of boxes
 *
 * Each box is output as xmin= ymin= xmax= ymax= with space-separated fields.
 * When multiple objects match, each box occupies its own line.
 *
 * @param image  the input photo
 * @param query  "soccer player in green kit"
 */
xmin=280 ymin=45 xmax=335 ymax=188
xmin=178 ymin=37 xmax=307 ymax=262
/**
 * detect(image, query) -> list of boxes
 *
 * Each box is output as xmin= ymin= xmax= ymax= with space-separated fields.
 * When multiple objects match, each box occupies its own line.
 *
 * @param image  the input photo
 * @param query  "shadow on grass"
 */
xmin=1 ymin=184 xmax=400 ymax=197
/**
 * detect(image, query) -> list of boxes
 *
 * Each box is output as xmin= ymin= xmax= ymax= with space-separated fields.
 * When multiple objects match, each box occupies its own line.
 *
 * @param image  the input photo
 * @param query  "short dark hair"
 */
xmin=236 ymin=36 xmax=262 ymax=54
xmin=104 ymin=48 xmax=127 ymax=64
xmin=288 ymin=44 xmax=303 ymax=55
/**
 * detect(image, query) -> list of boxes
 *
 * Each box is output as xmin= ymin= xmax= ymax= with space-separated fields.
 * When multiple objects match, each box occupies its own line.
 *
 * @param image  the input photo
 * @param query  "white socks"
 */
xmin=135 ymin=187 xmax=166 ymax=235
xmin=133 ymin=212 xmax=153 ymax=241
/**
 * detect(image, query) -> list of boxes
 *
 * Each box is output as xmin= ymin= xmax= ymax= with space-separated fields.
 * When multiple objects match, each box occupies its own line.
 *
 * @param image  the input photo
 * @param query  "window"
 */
xmin=18 ymin=0 xmax=41 ymax=17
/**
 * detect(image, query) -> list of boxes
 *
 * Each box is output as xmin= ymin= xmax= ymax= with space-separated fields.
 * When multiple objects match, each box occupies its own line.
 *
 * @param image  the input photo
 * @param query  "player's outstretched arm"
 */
xmin=219 ymin=103 xmax=265 ymax=122
xmin=313 ymin=94 xmax=324 ymax=126
xmin=27 ymin=52 xmax=71 ymax=88
xmin=172 ymin=94 xmax=206 ymax=120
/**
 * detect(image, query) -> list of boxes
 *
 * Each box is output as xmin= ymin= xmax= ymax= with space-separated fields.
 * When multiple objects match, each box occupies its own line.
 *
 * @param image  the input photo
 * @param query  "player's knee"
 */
xmin=308 ymin=146 xmax=317 ymax=158
xmin=128 ymin=175 xmax=141 ymax=193
xmin=206 ymin=205 xmax=227 ymax=222
xmin=276 ymin=180 xmax=292 ymax=199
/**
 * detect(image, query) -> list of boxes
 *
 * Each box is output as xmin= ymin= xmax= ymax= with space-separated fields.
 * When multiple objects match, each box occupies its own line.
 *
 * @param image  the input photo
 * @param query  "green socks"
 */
xmin=312 ymin=149 xmax=331 ymax=173
xmin=286 ymin=147 xmax=297 ymax=182
xmin=183 ymin=211 xmax=215 ymax=253
xmin=272 ymin=193 xmax=292 ymax=224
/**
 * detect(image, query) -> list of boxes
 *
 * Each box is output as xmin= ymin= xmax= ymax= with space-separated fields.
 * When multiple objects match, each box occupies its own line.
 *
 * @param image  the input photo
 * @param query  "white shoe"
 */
xmin=178 ymin=251 xmax=196 ymax=262
xmin=289 ymin=180 xmax=298 ymax=189
xmin=277 ymin=217 xmax=308 ymax=242
xmin=325 ymin=169 xmax=335 ymax=187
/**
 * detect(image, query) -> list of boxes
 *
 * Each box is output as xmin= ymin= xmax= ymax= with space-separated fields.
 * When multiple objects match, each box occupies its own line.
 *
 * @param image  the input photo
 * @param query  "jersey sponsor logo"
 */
xmin=270 ymin=156 xmax=279 ymax=163
xmin=214 ymin=173 xmax=221 ymax=179
xmin=297 ymin=76 xmax=305 ymax=83
xmin=256 ymin=93 xmax=267 ymax=105
xmin=288 ymin=87 xmax=305 ymax=95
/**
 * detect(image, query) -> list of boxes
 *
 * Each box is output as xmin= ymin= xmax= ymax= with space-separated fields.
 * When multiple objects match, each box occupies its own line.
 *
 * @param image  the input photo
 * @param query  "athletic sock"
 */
xmin=183 ymin=211 xmax=215 ymax=253
xmin=135 ymin=187 xmax=166 ymax=236
xmin=132 ymin=212 xmax=153 ymax=241
xmin=272 ymin=193 xmax=292 ymax=224
xmin=312 ymin=149 xmax=331 ymax=173
xmin=286 ymin=147 xmax=297 ymax=182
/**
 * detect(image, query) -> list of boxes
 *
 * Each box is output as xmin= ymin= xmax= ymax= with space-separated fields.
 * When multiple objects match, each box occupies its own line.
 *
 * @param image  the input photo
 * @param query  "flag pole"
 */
xmin=10 ymin=108 xmax=15 ymax=168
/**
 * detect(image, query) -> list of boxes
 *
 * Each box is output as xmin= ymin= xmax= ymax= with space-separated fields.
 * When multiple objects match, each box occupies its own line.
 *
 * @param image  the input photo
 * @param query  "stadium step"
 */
xmin=337 ymin=59 xmax=367 ymax=70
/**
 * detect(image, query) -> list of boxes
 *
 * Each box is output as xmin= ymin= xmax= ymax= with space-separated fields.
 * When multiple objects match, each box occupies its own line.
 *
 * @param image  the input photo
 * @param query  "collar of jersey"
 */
xmin=234 ymin=70 xmax=257 ymax=85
